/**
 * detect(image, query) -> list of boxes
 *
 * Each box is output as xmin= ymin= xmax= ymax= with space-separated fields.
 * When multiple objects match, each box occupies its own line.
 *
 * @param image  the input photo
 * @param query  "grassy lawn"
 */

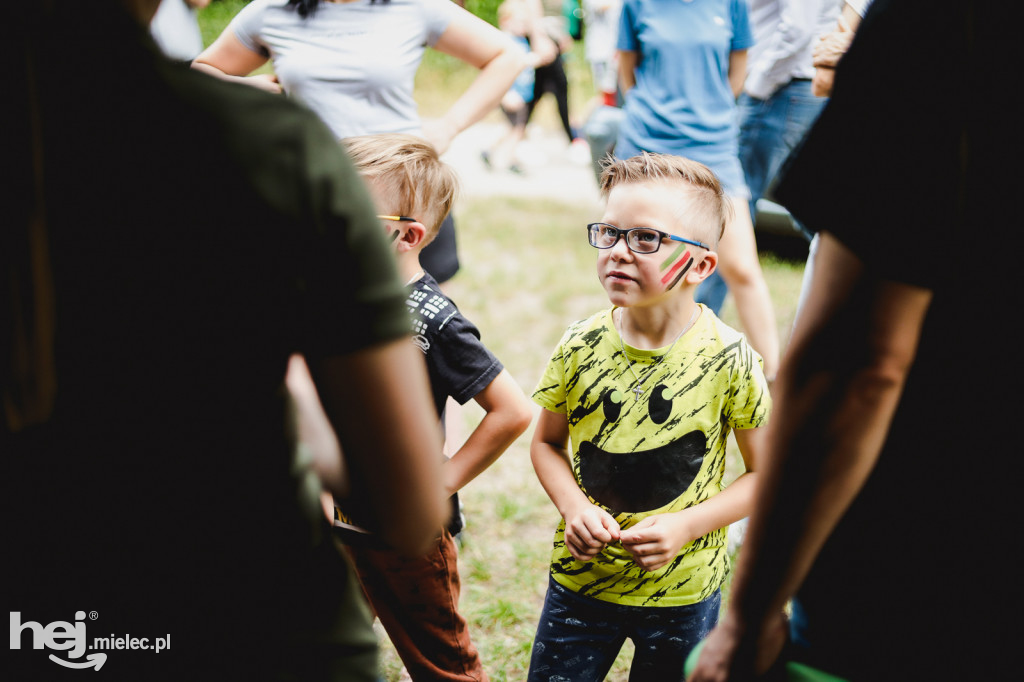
xmin=195 ymin=5 xmax=808 ymax=679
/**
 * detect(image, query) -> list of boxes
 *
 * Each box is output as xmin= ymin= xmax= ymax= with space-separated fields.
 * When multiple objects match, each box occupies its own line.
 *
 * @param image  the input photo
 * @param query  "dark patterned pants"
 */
xmin=528 ymin=578 xmax=720 ymax=682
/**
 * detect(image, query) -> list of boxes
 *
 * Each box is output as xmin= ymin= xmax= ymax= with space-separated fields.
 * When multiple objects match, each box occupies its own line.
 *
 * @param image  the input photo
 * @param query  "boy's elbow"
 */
xmin=529 ymin=441 xmax=547 ymax=472
xmin=491 ymin=398 xmax=531 ymax=453
xmin=511 ymin=397 xmax=534 ymax=438
xmin=488 ymin=373 xmax=533 ymax=439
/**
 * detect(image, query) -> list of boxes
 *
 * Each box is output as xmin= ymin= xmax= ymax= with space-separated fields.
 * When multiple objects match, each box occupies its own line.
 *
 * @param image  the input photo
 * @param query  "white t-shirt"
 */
xmin=582 ymin=0 xmax=622 ymax=64
xmin=229 ymin=0 xmax=459 ymax=138
xmin=744 ymin=0 xmax=842 ymax=100
xmin=150 ymin=0 xmax=205 ymax=61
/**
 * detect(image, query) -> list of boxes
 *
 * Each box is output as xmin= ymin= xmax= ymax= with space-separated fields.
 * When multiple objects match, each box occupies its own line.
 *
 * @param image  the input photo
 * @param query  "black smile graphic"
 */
xmin=579 ymin=431 xmax=707 ymax=513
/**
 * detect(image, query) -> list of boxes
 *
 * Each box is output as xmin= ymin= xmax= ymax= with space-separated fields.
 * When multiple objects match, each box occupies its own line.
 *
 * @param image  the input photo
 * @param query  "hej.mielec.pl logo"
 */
xmin=11 ymin=611 xmax=171 ymax=671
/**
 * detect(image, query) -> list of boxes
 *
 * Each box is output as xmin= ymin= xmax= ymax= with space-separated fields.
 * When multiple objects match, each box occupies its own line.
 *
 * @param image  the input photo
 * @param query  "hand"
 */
xmin=531 ymin=34 xmax=558 ymax=66
xmin=421 ymin=118 xmax=459 ymax=156
xmin=620 ymin=512 xmax=695 ymax=572
xmin=320 ymin=491 xmax=335 ymax=523
xmin=813 ymin=22 xmax=855 ymax=69
xmin=688 ymin=609 xmax=788 ymax=681
xmin=563 ymin=503 xmax=621 ymax=562
xmin=247 ymin=73 xmax=282 ymax=94
xmin=811 ymin=67 xmax=836 ymax=97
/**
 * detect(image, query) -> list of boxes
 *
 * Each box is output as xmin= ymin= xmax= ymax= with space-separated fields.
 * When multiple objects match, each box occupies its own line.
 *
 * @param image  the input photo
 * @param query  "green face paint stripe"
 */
xmin=660 ymin=243 xmax=689 ymax=272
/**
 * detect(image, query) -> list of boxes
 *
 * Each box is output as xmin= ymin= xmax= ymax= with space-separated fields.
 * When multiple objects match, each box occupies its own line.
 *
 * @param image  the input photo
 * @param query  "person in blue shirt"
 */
xmin=616 ymin=0 xmax=779 ymax=381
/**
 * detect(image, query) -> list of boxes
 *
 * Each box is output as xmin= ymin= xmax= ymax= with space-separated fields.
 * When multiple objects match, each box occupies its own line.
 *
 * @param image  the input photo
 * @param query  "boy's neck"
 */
xmin=397 ymin=253 xmax=425 ymax=285
xmin=616 ymin=298 xmax=702 ymax=350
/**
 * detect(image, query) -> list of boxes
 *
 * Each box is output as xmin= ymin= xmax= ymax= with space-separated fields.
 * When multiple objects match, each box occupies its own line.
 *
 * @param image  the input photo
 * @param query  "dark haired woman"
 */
xmin=194 ymin=0 xmax=525 ymax=283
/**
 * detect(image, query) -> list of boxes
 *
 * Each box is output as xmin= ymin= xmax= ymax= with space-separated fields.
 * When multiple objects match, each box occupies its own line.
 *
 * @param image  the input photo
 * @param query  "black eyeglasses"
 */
xmin=587 ymin=223 xmax=710 ymax=254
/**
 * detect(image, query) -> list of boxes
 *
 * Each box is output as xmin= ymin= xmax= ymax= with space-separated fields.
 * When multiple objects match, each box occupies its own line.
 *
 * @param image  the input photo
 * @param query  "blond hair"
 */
xmin=342 ymin=134 xmax=459 ymax=245
xmin=599 ymin=152 xmax=732 ymax=245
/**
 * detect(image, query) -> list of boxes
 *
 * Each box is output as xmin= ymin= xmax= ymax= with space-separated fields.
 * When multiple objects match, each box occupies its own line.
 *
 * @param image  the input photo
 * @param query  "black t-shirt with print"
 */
xmin=406 ymin=272 xmax=503 ymax=535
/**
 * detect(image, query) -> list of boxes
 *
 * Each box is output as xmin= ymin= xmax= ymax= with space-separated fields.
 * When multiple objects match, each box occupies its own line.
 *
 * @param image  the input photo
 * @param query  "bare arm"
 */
xmin=308 ymin=337 xmax=448 ymax=556
xmin=192 ymin=29 xmax=281 ymax=94
xmin=531 ymin=408 xmax=621 ymax=562
xmin=443 ymin=369 xmax=532 ymax=496
xmin=286 ymin=354 xmax=343 ymax=489
xmin=689 ymin=232 xmax=933 ymax=680
xmin=617 ymin=49 xmax=638 ymax=95
xmin=421 ymin=10 xmax=528 ymax=154
xmin=523 ymin=0 xmax=558 ymax=66
xmin=727 ymin=49 xmax=748 ymax=99
xmin=811 ymin=3 xmax=864 ymax=97
xmin=285 ymin=354 xmax=344 ymax=520
xmin=621 ymin=425 xmax=766 ymax=572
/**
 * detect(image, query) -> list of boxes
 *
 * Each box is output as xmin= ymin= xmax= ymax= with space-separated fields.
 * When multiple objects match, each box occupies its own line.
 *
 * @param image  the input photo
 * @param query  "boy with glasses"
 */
xmin=529 ymin=152 xmax=771 ymax=680
xmin=338 ymin=133 xmax=532 ymax=682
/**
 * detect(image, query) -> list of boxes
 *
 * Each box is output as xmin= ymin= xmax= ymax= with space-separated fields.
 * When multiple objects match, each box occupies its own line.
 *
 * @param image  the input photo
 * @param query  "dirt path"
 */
xmin=443 ymin=121 xmax=602 ymax=206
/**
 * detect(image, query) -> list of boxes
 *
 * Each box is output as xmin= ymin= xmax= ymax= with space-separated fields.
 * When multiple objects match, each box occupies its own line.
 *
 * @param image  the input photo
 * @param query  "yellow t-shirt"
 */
xmin=533 ymin=306 xmax=770 ymax=607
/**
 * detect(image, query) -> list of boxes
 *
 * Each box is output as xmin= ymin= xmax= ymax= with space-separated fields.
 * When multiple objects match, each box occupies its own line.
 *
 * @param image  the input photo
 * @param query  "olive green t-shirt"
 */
xmin=9 ymin=12 xmax=407 ymax=680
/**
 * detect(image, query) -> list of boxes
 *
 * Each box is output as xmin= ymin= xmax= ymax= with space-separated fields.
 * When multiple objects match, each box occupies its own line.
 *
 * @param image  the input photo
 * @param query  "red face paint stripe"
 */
xmin=665 ymin=259 xmax=694 ymax=290
xmin=660 ymin=251 xmax=692 ymax=284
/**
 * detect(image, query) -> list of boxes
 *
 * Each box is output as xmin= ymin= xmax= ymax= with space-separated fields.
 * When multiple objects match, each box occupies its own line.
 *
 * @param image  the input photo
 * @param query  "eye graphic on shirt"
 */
xmin=582 ymin=383 xmax=705 ymax=513
xmin=648 ymin=384 xmax=673 ymax=424
xmin=602 ymin=389 xmax=624 ymax=422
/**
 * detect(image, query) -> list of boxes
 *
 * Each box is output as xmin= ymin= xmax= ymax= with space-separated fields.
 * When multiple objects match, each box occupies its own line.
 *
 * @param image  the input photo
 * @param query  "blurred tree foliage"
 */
xmin=463 ymin=0 xmax=502 ymax=26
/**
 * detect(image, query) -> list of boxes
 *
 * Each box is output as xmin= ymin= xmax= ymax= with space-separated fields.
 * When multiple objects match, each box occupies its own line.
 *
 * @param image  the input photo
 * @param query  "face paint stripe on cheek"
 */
xmin=660 ymin=243 xmax=689 ymax=272
xmin=660 ymin=250 xmax=693 ymax=285
xmin=664 ymin=259 xmax=693 ymax=290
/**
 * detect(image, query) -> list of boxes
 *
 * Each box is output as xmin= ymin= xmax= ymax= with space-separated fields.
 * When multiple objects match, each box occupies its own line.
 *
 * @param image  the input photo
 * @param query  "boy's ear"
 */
xmin=394 ymin=220 xmax=428 ymax=253
xmin=684 ymin=250 xmax=718 ymax=285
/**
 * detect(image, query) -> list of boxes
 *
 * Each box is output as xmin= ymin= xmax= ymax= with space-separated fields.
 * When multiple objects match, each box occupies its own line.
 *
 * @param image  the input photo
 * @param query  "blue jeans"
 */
xmin=697 ymin=79 xmax=825 ymax=312
xmin=694 ymin=270 xmax=730 ymax=314
xmin=737 ymin=79 xmax=826 ymax=220
xmin=583 ymin=105 xmax=624 ymax=186
xmin=528 ymin=578 xmax=721 ymax=682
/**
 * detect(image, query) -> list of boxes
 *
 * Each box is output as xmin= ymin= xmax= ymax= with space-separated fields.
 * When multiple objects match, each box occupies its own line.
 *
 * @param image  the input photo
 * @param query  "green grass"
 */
xmin=197 ymin=0 xmax=249 ymax=49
